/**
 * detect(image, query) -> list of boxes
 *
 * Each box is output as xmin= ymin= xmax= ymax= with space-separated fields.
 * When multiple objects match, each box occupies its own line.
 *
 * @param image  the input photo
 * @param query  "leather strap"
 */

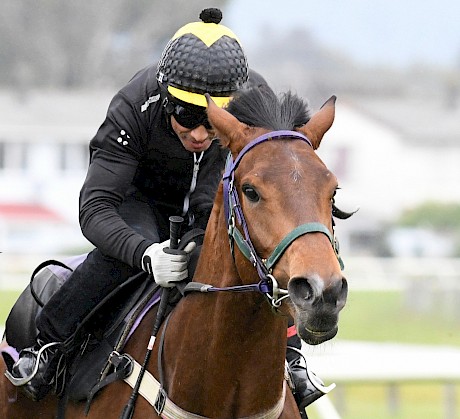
xmin=124 ymin=359 xmax=287 ymax=419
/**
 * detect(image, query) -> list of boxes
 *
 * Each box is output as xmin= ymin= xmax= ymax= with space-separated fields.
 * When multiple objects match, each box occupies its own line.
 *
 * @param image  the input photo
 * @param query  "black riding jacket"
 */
xmin=80 ymin=65 xmax=224 ymax=268
xmin=79 ymin=64 xmax=266 ymax=270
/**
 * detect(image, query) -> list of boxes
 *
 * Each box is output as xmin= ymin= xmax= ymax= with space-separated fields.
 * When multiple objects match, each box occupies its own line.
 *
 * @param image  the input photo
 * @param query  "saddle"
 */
xmin=5 ymin=254 xmax=87 ymax=351
xmin=1 ymin=228 xmax=204 ymax=409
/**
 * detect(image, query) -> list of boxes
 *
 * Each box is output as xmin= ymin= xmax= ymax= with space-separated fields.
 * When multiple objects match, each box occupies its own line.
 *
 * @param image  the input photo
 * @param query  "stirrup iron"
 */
xmin=4 ymin=342 xmax=61 ymax=387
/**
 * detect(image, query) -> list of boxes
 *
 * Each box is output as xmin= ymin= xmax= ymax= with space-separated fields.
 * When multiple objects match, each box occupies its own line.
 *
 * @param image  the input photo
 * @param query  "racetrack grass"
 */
xmin=337 ymin=289 xmax=460 ymax=346
xmin=1 ymin=289 xmax=21 ymax=326
xmin=309 ymin=383 xmax=460 ymax=419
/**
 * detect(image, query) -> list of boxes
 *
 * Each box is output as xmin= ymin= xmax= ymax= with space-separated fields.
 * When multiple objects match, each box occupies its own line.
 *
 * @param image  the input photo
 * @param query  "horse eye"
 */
xmin=242 ymin=184 xmax=260 ymax=202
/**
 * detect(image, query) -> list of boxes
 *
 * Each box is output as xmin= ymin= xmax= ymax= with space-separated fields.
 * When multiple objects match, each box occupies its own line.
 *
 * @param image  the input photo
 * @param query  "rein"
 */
xmin=207 ymin=129 xmax=344 ymax=308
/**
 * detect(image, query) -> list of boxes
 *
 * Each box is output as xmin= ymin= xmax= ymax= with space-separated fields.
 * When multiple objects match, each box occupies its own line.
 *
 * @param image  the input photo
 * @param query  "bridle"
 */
xmin=123 ymin=131 xmax=345 ymax=419
xmin=180 ymin=130 xmax=344 ymax=309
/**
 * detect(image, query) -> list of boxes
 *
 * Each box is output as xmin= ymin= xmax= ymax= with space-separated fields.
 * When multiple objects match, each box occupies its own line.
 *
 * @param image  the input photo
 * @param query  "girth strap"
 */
xmin=123 ymin=359 xmax=287 ymax=419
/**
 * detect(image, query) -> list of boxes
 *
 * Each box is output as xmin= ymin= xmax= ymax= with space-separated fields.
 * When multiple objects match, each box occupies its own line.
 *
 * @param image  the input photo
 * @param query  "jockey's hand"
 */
xmin=142 ymin=239 xmax=196 ymax=287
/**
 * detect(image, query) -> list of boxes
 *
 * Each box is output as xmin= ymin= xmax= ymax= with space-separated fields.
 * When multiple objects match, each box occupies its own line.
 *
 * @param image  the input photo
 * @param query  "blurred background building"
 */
xmin=1 ymin=1 xmax=460 ymax=418
xmin=1 ymin=0 xmax=459 ymax=259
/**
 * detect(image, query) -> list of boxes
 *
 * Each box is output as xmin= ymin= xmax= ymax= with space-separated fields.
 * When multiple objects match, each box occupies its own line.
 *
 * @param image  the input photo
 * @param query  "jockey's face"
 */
xmin=171 ymin=115 xmax=216 ymax=153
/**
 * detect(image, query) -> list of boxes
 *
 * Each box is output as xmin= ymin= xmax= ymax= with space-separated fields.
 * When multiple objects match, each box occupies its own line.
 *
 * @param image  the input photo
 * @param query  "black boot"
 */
xmin=286 ymin=345 xmax=336 ymax=416
xmin=6 ymin=336 xmax=63 ymax=401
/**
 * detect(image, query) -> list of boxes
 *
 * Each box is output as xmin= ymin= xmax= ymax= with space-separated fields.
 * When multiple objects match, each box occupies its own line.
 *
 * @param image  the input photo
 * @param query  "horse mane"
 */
xmin=226 ymin=85 xmax=311 ymax=130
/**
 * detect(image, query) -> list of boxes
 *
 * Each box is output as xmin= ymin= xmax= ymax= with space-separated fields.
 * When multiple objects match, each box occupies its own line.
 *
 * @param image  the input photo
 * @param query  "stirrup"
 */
xmin=287 ymin=346 xmax=336 ymax=395
xmin=4 ymin=342 xmax=61 ymax=387
xmin=305 ymin=362 xmax=336 ymax=396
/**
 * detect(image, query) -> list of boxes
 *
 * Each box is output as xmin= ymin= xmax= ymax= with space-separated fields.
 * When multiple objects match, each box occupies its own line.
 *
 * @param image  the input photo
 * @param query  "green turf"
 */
xmin=307 ymin=290 xmax=460 ymax=418
xmin=308 ymin=383 xmax=460 ymax=419
xmin=1 ymin=289 xmax=21 ymax=325
xmin=336 ymin=290 xmax=460 ymax=346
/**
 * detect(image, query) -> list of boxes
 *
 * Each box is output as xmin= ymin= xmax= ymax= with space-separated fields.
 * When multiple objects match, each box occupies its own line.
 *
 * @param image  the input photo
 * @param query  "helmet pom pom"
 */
xmin=199 ymin=8 xmax=222 ymax=24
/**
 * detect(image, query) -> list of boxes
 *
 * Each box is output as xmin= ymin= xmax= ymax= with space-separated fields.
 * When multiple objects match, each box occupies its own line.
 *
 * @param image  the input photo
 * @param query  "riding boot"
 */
xmin=8 ymin=335 xmax=63 ymax=401
xmin=287 ymin=348 xmax=326 ymax=407
xmin=286 ymin=335 xmax=336 ymax=415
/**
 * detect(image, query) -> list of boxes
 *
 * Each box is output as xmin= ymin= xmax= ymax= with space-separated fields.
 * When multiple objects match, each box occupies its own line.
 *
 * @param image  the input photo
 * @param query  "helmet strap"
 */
xmin=161 ymin=97 xmax=177 ymax=137
xmin=163 ymin=97 xmax=175 ymax=115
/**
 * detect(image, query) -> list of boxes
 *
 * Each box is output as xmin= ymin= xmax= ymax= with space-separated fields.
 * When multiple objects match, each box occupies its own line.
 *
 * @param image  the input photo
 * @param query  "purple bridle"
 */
xmin=223 ymin=130 xmax=312 ymax=223
xmin=184 ymin=130 xmax=343 ymax=308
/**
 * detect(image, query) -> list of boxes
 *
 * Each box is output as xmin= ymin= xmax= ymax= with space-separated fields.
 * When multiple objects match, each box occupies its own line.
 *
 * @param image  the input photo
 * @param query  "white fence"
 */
xmin=0 ymin=252 xmax=79 ymax=291
xmin=342 ymin=256 xmax=460 ymax=290
xmin=306 ymin=340 xmax=460 ymax=419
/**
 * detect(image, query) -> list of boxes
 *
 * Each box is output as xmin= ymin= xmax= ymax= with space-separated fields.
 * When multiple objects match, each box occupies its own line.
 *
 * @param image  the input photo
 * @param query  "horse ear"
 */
xmin=297 ymin=95 xmax=336 ymax=150
xmin=206 ymin=94 xmax=248 ymax=152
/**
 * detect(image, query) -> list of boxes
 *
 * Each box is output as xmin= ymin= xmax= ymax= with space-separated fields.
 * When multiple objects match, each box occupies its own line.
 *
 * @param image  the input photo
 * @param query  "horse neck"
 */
xmin=187 ymin=186 xmax=287 ymax=360
xmin=170 ymin=185 xmax=287 ymax=364
xmin=160 ymin=189 xmax=288 ymax=415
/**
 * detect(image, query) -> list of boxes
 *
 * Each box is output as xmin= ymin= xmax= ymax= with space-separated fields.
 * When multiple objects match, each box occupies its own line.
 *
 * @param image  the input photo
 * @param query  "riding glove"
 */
xmin=142 ymin=239 xmax=196 ymax=287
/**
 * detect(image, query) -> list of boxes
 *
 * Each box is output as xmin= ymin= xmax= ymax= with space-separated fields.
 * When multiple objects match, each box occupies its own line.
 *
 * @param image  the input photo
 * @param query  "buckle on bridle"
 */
xmin=265 ymin=274 xmax=289 ymax=308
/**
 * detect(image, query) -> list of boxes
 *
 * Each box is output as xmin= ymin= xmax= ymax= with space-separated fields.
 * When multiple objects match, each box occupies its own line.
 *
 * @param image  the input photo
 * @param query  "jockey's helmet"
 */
xmin=157 ymin=8 xmax=248 ymax=108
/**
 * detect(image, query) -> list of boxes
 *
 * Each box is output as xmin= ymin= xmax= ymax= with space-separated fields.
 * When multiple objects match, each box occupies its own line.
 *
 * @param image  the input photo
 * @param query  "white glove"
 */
xmin=142 ymin=239 xmax=196 ymax=287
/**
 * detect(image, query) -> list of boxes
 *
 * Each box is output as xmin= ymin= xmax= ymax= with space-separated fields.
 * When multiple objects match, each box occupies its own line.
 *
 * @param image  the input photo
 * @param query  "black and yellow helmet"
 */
xmin=157 ymin=8 xmax=248 ymax=108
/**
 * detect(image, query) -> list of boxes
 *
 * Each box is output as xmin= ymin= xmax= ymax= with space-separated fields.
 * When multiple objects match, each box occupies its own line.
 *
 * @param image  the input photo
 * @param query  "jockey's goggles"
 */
xmin=170 ymin=100 xmax=212 ymax=130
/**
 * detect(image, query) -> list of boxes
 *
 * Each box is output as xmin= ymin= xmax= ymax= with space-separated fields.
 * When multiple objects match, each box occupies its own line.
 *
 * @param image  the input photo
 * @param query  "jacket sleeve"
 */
xmin=79 ymin=92 xmax=153 ymax=268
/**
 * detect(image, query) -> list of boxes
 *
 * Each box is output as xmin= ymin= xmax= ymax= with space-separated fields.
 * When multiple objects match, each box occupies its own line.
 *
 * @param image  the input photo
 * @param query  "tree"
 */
xmin=396 ymin=201 xmax=460 ymax=232
xmin=0 ymin=0 xmax=227 ymax=89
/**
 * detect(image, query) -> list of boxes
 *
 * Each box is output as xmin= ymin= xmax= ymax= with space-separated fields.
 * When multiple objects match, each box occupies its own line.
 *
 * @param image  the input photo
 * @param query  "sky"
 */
xmin=224 ymin=0 xmax=460 ymax=68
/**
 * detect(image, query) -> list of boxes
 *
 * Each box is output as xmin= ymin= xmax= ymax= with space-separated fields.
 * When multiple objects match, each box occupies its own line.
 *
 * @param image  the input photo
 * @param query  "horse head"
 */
xmin=206 ymin=89 xmax=348 ymax=345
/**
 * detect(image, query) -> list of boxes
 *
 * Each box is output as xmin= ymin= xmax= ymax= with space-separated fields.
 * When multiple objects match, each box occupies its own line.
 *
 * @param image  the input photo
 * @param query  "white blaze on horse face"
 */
xmin=289 ymin=150 xmax=303 ymax=182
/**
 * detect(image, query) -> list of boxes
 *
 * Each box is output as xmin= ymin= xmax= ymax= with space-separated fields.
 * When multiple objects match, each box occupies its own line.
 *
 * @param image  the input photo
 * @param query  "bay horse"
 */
xmin=0 ymin=87 xmax=348 ymax=418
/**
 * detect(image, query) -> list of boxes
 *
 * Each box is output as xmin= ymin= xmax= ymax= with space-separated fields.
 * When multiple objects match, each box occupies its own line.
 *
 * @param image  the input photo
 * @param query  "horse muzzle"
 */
xmin=288 ymin=275 xmax=348 ymax=345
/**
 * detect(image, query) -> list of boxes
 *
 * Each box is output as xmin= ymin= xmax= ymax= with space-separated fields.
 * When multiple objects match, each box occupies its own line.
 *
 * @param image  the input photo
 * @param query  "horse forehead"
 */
xmin=240 ymin=140 xmax=326 ymax=179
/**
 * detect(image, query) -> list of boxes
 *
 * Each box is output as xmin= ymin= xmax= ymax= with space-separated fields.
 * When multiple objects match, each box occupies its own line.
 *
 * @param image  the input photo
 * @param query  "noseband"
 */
xmin=183 ymin=130 xmax=343 ymax=308
xmin=221 ymin=130 xmax=344 ymax=308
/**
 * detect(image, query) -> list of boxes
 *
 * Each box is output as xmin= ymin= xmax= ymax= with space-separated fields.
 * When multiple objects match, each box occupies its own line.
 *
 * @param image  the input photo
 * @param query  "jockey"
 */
xmin=9 ymin=8 xmax=327 ymax=413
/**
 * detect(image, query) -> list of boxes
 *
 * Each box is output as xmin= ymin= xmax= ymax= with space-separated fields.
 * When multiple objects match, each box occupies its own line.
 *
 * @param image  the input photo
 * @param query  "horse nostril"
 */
xmin=323 ymin=277 xmax=347 ymax=304
xmin=341 ymin=277 xmax=348 ymax=295
xmin=337 ymin=277 xmax=348 ymax=308
xmin=289 ymin=276 xmax=348 ymax=309
xmin=288 ymin=277 xmax=316 ymax=307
